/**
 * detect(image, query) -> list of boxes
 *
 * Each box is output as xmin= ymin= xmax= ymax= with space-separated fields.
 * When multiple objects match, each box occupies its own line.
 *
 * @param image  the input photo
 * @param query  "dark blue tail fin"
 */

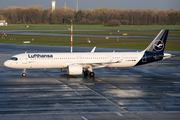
xmin=145 ymin=29 xmax=169 ymax=55
xmin=136 ymin=30 xmax=169 ymax=66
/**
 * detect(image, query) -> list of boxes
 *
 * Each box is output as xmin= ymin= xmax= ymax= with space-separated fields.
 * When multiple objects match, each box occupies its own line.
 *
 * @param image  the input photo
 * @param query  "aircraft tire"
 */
xmin=83 ymin=70 xmax=89 ymax=76
xmin=89 ymin=72 xmax=95 ymax=77
xmin=22 ymin=73 xmax=26 ymax=77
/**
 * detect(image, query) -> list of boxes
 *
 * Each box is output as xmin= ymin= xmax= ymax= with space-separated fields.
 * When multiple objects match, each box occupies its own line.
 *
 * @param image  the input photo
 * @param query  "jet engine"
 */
xmin=67 ymin=65 xmax=82 ymax=75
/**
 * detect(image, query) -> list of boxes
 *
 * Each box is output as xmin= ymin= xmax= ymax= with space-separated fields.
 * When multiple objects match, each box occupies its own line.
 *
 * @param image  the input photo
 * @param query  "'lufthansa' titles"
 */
xmin=28 ymin=54 xmax=53 ymax=58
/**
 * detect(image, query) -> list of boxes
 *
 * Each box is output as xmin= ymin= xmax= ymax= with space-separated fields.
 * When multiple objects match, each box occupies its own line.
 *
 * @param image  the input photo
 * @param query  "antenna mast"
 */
xmin=71 ymin=19 xmax=73 ymax=53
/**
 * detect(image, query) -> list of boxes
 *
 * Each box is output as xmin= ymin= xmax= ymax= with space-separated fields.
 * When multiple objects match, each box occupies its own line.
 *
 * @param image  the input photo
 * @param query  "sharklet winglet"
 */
xmin=91 ymin=46 xmax=96 ymax=53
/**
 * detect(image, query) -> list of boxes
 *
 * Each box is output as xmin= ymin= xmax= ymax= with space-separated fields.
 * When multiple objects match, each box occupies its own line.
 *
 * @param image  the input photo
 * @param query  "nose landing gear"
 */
xmin=22 ymin=69 xmax=26 ymax=77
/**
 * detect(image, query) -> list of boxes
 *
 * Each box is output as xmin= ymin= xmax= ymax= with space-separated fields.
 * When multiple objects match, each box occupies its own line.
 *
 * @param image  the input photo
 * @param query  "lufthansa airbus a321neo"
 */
xmin=4 ymin=30 xmax=171 ymax=77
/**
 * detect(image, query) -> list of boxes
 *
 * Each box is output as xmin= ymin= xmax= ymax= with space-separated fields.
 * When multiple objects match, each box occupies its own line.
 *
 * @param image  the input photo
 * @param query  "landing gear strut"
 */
xmin=22 ymin=69 xmax=26 ymax=77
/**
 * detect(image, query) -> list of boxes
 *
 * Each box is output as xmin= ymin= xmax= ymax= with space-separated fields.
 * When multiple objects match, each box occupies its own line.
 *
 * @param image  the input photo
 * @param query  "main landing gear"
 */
xmin=83 ymin=70 xmax=95 ymax=78
xmin=22 ymin=69 xmax=26 ymax=77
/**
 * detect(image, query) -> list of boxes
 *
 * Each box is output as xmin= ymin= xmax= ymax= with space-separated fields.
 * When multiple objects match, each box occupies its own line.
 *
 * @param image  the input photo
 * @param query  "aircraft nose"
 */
xmin=4 ymin=60 xmax=10 ymax=67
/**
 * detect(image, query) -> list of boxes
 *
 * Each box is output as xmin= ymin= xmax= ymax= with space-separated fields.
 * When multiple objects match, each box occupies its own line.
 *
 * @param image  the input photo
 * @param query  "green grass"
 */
xmin=0 ymin=24 xmax=180 ymax=30
xmin=0 ymin=34 xmax=179 ymax=51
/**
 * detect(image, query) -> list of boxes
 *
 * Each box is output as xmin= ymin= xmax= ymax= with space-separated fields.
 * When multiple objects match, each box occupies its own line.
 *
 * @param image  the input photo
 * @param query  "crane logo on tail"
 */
xmin=153 ymin=40 xmax=164 ymax=51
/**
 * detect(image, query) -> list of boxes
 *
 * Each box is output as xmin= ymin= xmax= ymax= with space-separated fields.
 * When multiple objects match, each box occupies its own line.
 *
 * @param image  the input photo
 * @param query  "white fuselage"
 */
xmin=4 ymin=52 xmax=144 ymax=69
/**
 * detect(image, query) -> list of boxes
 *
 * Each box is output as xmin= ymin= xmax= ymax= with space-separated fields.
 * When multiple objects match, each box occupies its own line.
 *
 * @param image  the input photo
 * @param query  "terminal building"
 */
xmin=0 ymin=20 xmax=8 ymax=26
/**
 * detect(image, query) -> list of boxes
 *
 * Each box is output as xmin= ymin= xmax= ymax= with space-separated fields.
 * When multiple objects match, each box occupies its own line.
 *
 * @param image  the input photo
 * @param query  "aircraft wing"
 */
xmin=78 ymin=61 xmax=121 ymax=69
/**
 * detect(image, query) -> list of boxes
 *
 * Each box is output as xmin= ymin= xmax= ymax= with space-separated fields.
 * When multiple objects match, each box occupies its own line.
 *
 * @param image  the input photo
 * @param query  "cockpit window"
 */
xmin=10 ymin=57 xmax=18 ymax=61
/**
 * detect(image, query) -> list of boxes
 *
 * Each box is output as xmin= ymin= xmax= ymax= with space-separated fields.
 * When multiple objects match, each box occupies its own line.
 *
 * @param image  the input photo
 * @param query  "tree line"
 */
xmin=0 ymin=5 xmax=180 ymax=25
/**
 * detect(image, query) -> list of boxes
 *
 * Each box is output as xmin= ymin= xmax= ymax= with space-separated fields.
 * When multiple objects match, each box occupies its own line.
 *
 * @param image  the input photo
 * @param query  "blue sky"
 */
xmin=0 ymin=0 xmax=180 ymax=10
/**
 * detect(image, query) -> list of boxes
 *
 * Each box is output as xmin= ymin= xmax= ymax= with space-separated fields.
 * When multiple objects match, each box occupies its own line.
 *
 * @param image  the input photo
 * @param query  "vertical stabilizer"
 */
xmin=136 ymin=30 xmax=169 ymax=66
xmin=145 ymin=29 xmax=169 ymax=54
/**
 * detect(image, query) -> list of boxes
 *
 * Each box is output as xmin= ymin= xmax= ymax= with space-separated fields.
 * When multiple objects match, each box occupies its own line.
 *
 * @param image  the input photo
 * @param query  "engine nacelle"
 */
xmin=68 ymin=65 xmax=82 ymax=75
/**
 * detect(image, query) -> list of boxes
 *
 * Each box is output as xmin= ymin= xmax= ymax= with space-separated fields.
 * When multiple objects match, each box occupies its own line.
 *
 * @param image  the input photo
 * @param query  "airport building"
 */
xmin=0 ymin=20 xmax=8 ymax=26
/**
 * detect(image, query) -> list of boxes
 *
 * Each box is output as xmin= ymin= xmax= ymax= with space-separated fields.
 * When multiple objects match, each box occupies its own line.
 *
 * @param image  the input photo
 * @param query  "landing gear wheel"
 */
xmin=83 ymin=70 xmax=89 ymax=76
xmin=22 ymin=73 xmax=26 ymax=77
xmin=89 ymin=72 xmax=95 ymax=77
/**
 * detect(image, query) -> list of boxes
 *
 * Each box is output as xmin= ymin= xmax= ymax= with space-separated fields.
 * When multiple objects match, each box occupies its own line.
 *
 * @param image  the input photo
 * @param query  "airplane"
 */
xmin=4 ymin=29 xmax=171 ymax=77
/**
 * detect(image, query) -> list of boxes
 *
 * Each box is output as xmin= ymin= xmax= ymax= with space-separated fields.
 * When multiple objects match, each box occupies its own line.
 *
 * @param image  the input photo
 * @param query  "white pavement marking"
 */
xmin=116 ymin=112 xmax=123 ymax=116
xmin=81 ymin=116 xmax=88 ymax=120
